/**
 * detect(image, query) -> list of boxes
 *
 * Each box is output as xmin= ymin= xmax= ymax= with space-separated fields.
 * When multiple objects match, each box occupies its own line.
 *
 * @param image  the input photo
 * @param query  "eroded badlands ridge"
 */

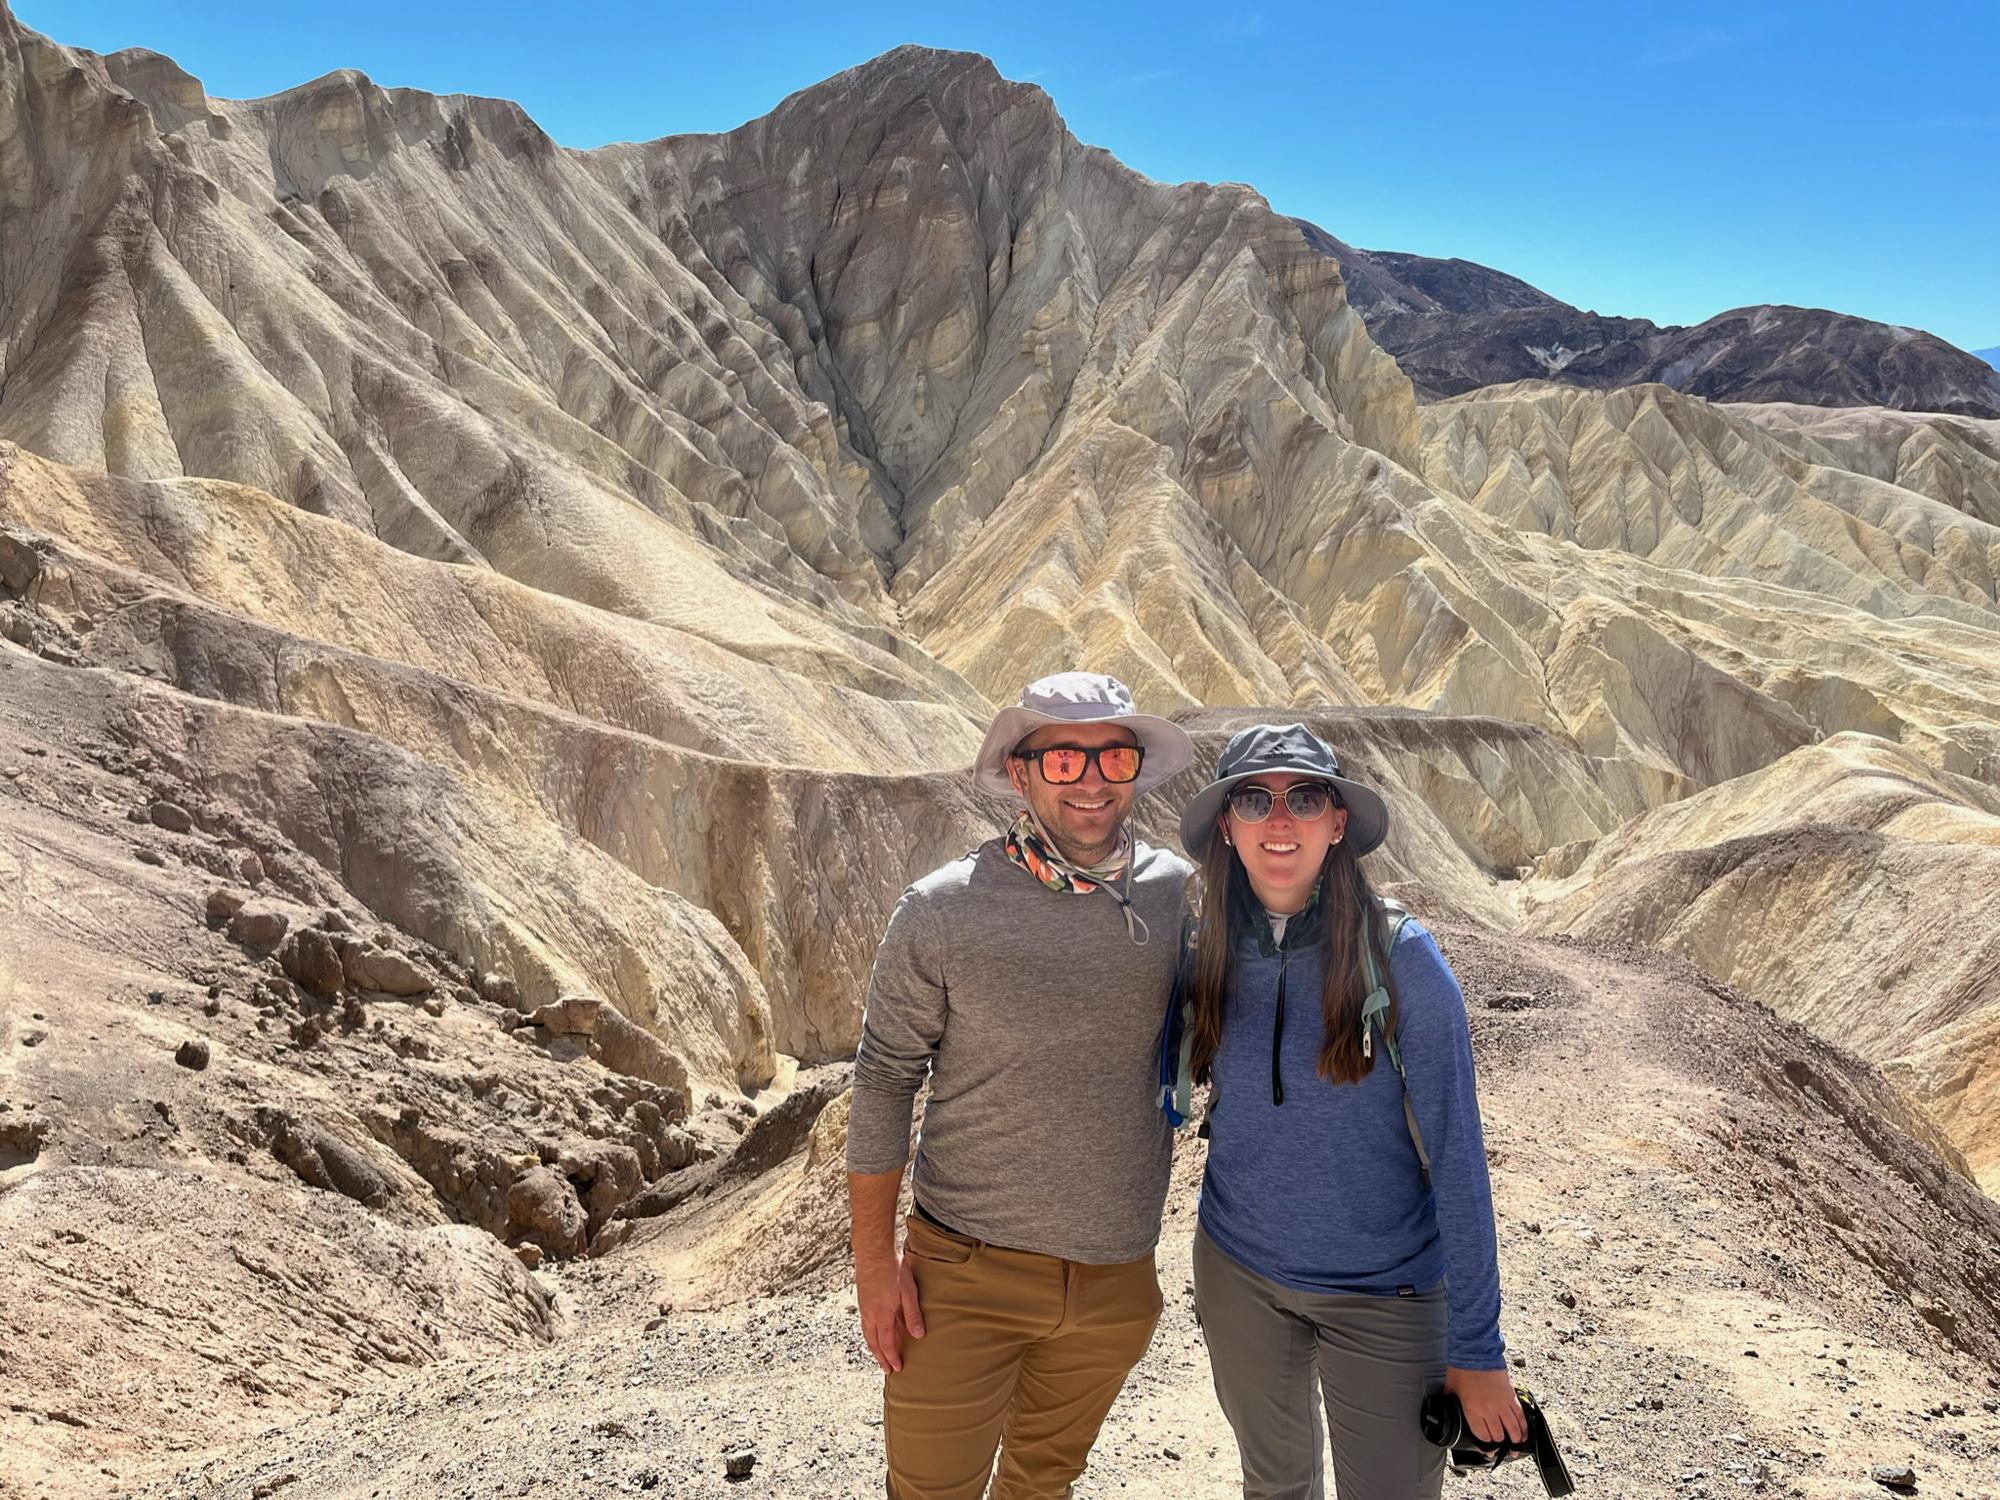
xmin=2 ymin=8 xmax=1999 ymax=1495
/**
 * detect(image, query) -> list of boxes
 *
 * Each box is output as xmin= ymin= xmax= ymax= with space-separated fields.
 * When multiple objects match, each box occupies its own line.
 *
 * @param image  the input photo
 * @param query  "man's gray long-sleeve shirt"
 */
xmin=847 ymin=836 xmax=1194 ymax=1264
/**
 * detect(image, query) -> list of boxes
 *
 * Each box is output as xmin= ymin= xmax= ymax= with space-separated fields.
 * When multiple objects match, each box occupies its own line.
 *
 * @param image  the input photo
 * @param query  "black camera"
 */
xmin=1420 ymin=1385 xmax=1575 ymax=1496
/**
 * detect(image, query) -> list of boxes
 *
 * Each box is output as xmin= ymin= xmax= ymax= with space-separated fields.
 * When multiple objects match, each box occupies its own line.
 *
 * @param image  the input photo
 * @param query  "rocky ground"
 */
xmin=0 ymin=671 xmax=782 ymax=1499
xmin=9 ymin=860 xmax=1999 ymax=1498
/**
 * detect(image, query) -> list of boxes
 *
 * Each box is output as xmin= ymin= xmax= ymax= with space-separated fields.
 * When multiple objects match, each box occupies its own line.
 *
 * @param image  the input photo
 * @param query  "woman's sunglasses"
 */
xmin=1012 ymin=744 xmax=1146 ymax=785
xmin=1227 ymin=782 xmax=1338 ymax=822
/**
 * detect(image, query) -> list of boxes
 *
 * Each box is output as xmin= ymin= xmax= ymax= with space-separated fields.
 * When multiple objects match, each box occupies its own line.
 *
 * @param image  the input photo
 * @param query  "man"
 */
xmin=847 ymin=671 xmax=1197 ymax=1500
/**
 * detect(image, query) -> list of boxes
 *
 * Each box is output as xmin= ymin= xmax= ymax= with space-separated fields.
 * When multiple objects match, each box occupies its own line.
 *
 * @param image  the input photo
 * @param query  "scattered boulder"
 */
xmin=658 ymin=1123 xmax=704 ymax=1173
xmin=258 ymin=1110 xmax=394 ymax=1210
xmin=514 ymin=1243 xmax=543 ymax=1271
xmin=1871 ymin=1464 xmax=1917 ymax=1492
xmin=343 ymin=945 xmax=431 ymax=996
xmin=553 ymin=1139 xmax=645 ymax=1233
xmin=227 ymin=906 xmax=289 ymax=952
xmin=0 ymin=531 xmax=41 ymax=594
xmin=237 ymin=851 xmax=265 ymax=885
xmin=526 ymin=994 xmax=688 ymax=1091
xmin=505 ymin=1167 xmax=588 ymax=1259
xmin=258 ymin=975 xmax=300 ymax=1010
xmin=724 ymin=1446 xmax=757 ymax=1480
xmin=148 ymin=800 xmax=194 ymax=833
xmin=361 ymin=1108 xmax=518 ymax=1235
xmin=0 ymin=1110 xmax=51 ymax=1165
xmin=317 ymin=909 xmax=352 ymax=934
xmin=174 ymin=1038 xmax=210 ymax=1071
xmin=478 ymin=971 xmax=523 ymax=1010
xmin=205 ymin=887 xmax=248 ymax=924
xmin=277 ymin=928 xmax=346 ymax=1001
xmin=135 ymin=847 xmax=165 ymax=867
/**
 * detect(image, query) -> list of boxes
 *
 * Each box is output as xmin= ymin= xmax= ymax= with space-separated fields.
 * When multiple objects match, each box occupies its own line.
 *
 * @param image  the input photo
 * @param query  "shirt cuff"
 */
xmin=1446 ymin=1331 xmax=1508 ymax=1371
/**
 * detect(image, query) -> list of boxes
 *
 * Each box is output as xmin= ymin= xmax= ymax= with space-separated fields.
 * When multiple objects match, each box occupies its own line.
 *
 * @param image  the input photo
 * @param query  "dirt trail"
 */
xmin=90 ymin=921 xmax=2000 ymax=1500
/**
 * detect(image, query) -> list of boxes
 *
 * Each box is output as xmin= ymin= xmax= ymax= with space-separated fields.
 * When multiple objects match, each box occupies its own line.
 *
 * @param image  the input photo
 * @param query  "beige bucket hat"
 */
xmin=972 ymin=672 xmax=1195 ymax=797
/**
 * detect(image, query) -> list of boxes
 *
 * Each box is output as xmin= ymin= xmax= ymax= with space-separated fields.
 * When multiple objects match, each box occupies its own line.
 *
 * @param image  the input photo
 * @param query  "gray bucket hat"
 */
xmin=973 ymin=672 xmax=1195 ymax=797
xmin=1179 ymin=722 xmax=1390 ymax=859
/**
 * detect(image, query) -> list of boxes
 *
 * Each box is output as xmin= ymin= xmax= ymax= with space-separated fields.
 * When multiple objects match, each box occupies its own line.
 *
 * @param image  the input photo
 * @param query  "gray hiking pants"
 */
xmin=1194 ymin=1225 xmax=1448 ymax=1500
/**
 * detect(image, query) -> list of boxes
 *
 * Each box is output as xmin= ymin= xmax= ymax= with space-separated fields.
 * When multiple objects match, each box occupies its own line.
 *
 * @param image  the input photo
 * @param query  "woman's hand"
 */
xmin=1444 ymin=1365 xmax=1526 ymax=1446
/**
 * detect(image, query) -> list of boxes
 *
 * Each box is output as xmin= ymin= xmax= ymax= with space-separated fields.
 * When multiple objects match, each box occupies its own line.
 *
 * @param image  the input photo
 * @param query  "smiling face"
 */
xmin=1221 ymin=772 xmax=1351 ymax=914
xmin=1007 ymin=721 xmax=1142 ymax=866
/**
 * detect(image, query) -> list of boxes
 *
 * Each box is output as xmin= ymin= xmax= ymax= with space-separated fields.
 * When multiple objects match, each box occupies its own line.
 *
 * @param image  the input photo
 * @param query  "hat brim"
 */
xmin=1180 ymin=770 xmax=1390 ymax=861
xmin=973 ymin=707 xmax=1196 ymax=797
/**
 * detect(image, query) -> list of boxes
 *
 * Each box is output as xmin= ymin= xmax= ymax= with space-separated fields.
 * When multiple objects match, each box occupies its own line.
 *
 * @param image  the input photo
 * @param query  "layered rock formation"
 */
xmin=1728 ymin=401 xmax=2000 ymax=528
xmin=1298 ymin=220 xmax=2000 ymax=417
xmin=0 ymin=0 xmax=1994 ymax=1146
xmin=1523 ymin=732 xmax=2000 ymax=1192
xmin=2 ymin=6 xmax=1999 ymax=1493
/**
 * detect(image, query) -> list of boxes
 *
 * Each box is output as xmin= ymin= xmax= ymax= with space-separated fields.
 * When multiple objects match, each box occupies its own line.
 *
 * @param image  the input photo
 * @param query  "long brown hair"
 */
xmin=1187 ymin=825 xmax=1399 ymax=1089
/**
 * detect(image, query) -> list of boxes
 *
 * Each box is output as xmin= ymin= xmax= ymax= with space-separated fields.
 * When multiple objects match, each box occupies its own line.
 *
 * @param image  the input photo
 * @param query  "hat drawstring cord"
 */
xmin=1019 ymin=806 xmax=1150 ymax=945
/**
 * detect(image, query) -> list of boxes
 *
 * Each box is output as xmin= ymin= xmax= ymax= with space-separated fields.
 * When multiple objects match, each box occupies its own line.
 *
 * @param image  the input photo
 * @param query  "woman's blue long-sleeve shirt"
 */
xmin=1196 ymin=912 xmax=1508 ymax=1370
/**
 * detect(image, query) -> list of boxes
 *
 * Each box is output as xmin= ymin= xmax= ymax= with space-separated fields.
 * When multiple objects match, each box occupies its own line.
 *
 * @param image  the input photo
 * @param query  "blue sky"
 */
xmin=18 ymin=0 xmax=1999 ymax=352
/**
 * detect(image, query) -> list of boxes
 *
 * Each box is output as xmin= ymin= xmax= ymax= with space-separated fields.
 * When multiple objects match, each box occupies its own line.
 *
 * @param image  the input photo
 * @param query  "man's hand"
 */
xmin=848 ymin=1169 xmax=923 ymax=1373
xmin=1444 ymin=1365 xmax=1526 ymax=1446
xmin=856 ymin=1245 xmax=926 ymax=1373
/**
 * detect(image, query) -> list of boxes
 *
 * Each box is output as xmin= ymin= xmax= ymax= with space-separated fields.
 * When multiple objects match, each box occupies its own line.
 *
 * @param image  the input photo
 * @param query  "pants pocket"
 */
xmin=903 ymin=1211 xmax=981 ymax=1266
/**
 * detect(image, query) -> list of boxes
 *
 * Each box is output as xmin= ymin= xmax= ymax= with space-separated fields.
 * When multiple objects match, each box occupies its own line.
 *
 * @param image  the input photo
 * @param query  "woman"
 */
xmin=1168 ymin=722 xmax=1522 ymax=1500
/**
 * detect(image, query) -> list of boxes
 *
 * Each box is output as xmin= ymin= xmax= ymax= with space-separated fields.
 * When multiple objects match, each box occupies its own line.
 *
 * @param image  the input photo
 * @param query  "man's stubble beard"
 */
xmin=1029 ymin=788 xmax=1131 ymax=867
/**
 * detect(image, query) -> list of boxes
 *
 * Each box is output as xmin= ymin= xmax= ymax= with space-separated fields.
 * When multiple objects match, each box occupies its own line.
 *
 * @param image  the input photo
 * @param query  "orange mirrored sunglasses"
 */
xmin=1012 ymin=744 xmax=1146 ymax=784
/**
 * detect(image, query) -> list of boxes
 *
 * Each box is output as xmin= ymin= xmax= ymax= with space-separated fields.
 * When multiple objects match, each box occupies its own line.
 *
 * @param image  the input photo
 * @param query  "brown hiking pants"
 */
xmin=883 ymin=1211 xmax=1162 ymax=1500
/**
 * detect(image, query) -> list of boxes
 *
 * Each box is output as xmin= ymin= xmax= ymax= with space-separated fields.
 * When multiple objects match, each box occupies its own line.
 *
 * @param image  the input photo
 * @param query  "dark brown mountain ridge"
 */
xmin=1298 ymin=220 xmax=2000 ymax=417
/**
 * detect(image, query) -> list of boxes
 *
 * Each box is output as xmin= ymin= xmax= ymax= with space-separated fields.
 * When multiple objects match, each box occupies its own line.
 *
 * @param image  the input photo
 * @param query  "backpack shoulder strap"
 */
xmin=1359 ymin=899 xmax=1430 ymax=1180
xmin=1359 ymin=898 xmax=1413 ymax=1073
